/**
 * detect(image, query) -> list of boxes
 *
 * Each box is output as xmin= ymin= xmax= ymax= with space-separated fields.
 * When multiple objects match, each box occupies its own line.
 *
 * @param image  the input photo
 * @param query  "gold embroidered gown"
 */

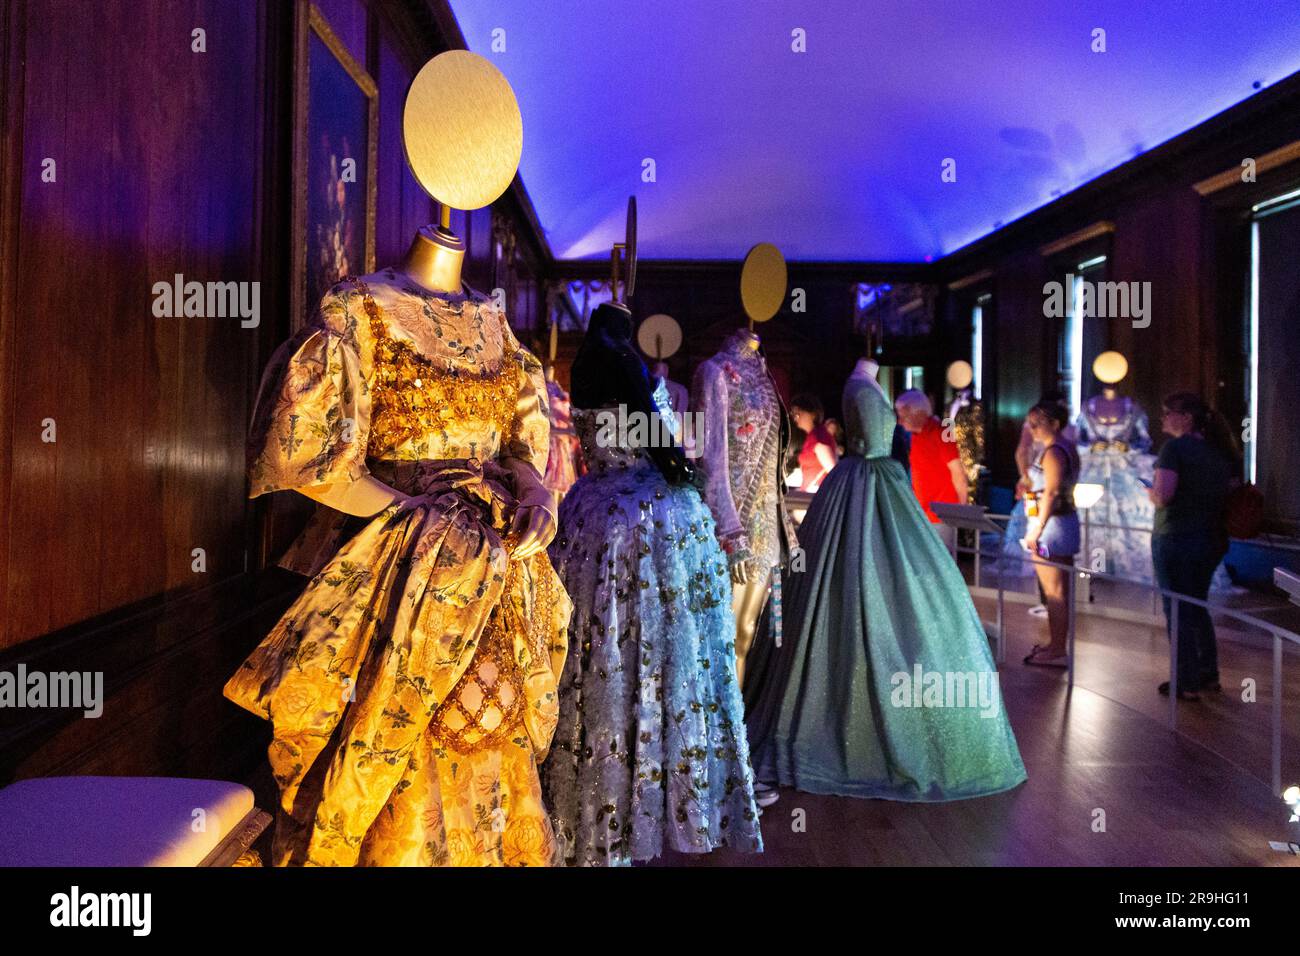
xmin=224 ymin=270 xmax=571 ymax=867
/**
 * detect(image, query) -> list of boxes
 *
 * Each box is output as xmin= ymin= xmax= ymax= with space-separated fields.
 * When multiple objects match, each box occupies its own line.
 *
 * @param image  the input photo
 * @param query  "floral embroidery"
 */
xmin=226 ymin=270 xmax=571 ymax=867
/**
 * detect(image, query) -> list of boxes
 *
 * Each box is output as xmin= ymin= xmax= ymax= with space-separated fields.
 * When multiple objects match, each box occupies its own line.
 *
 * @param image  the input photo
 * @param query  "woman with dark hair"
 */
xmin=1021 ymin=400 xmax=1081 ymax=668
xmin=1148 ymin=392 xmax=1237 ymax=700
xmin=1001 ymin=391 xmax=1074 ymax=602
xmin=789 ymin=392 xmax=839 ymax=492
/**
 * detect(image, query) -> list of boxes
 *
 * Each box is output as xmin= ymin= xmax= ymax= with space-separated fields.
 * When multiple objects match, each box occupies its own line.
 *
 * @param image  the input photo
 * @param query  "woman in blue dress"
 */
xmin=744 ymin=369 xmax=1027 ymax=801
xmin=542 ymin=303 xmax=762 ymax=865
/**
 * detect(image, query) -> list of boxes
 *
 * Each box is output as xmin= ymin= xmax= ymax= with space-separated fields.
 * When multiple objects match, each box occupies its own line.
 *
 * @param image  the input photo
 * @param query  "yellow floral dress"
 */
xmin=224 ymin=270 xmax=571 ymax=867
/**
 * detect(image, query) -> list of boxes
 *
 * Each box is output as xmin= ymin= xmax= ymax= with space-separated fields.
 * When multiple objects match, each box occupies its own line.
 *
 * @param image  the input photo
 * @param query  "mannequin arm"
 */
xmin=691 ymin=360 xmax=748 ymax=563
xmin=500 ymin=456 xmax=558 ymax=558
xmin=298 ymin=475 xmax=408 ymax=517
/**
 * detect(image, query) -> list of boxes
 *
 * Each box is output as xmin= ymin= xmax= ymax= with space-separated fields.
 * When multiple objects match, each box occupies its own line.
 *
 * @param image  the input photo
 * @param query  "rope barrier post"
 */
xmin=1082 ymin=507 xmax=1092 ymax=604
xmin=1066 ymin=560 xmax=1076 ymax=688
xmin=1274 ymin=632 xmax=1284 ymax=796
xmin=1169 ymin=596 xmax=1180 ymax=728
xmin=996 ymin=559 xmax=1006 ymax=664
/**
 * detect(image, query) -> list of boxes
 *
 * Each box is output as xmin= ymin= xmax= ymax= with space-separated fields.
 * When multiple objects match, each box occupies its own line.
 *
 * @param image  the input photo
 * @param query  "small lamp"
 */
xmin=1074 ymin=483 xmax=1105 ymax=510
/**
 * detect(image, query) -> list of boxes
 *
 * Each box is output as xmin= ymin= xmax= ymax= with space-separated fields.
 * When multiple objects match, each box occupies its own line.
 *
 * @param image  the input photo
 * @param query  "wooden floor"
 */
xmin=658 ymin=590 xmax=1300 ymax=867
xmin=240 ymin=578 xmax=1300 ymax=867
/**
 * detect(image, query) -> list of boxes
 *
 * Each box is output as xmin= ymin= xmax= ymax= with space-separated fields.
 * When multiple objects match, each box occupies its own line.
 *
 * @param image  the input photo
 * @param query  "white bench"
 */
xmin=0 ymin=776 xmax=271 ymax=867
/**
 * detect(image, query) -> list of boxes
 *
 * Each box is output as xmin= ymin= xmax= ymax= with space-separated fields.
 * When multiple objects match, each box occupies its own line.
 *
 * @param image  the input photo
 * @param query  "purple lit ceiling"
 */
xmin=447 ymin=0 xmax=1300 ymax=261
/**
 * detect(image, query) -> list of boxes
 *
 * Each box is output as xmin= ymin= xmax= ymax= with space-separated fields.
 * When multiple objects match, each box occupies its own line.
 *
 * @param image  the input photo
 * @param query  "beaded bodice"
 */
xmin=348 ymin=273 xmax=534 ymax=464
xmin=572 ymin=379 xmax=678 ymax=474
xmin=245 ymin=269 xmax=550 ymax=500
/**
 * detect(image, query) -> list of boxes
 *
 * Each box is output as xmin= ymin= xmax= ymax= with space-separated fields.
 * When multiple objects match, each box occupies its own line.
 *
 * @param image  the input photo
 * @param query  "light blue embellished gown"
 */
xmin=542 ymin=382 xmax=763 ymax=865
xmin=1074 ymin=395 xmax=1157 ymax=581
xmin=744 ymin=375 xmax=1027 ymax=802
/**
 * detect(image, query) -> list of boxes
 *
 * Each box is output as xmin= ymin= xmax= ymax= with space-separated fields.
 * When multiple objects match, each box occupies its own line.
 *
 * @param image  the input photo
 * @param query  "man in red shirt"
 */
xmin=895 ymin=389 xmax=968 ymax=552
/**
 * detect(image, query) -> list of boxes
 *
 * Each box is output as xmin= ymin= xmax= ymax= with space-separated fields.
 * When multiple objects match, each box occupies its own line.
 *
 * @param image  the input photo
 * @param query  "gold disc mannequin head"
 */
xmin=403 ymin=51 xmax=523 ymax=214
xmin=637 ymin=313 xmax=682 ymax=361
xmin=740 ymin=243 xmax=787 ymax=325
xmin=946 ymin=360 xmax=974 ymax=390
xmin=1092 ymin=350 xmax=1129 ymax=386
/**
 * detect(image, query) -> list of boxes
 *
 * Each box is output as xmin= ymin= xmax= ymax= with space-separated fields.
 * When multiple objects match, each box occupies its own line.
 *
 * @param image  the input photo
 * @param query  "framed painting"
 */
xmin=291 ymin=1 xmax=377 ymax=330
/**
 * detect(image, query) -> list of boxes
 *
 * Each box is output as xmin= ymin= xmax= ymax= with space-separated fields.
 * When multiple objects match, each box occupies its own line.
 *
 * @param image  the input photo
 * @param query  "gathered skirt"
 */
xmin=745 ymin=454 xmax=1027 ymax=802
xmin=224 ymin=459 xmax=571 ymax=866
xmin=543 ymin=462 xmax=763 ymax=865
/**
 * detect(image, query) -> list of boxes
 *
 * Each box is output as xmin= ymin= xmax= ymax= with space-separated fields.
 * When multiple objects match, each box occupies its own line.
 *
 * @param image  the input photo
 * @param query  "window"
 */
xmin=1247 ymin=185 xmax=1300 ymax=530
xmin=1062 ymin=255 xmax=1106 ymax=416
xmin=971 ymin=293 xmax=989 ymax=400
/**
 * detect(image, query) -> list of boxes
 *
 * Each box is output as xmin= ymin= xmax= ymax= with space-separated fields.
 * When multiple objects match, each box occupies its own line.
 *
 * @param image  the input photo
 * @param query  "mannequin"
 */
xmin=545 ymin=300 xmax=762 ymax=863
xmin=691 ymin=325 xmax=797 ymax=684
xmin=570 ymin=303 xmax=694 ymax=483
xmin=226 ymin=52 xmax=569 ymax=868
xmin=1074 ymin=351 xmax=1156 ymax=581
xmin=849 ymin=356 xmax=885 ymax=396
xmin=743 ymin=363 xmax=1026 ymax=802
xmin=848 ymin=354 xmax=911 ymax=470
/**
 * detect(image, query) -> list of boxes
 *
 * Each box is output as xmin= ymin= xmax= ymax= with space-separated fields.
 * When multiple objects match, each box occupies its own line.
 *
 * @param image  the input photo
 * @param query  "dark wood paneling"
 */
xmin=5 ymin=0 xmax=266 ymax=646
xmin=562 ymin=260 xmax=929 ymax=422
xmin=374 ymin=8 xmax=435 ymax=268
xmin=0 ymin=573 xmax=298 ymax=785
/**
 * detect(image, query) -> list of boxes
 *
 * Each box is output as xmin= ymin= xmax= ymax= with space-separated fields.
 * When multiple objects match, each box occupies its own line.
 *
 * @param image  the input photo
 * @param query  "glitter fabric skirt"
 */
xmin=542 ymin=457 xmax=763 ymax=865
xmin=744 ymin=453 xmax=1028 ymax=802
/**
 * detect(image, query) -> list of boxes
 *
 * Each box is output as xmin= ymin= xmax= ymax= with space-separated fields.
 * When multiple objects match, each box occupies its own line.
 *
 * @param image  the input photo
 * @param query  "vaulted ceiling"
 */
xmin=448 ymin=0 xmax=1300 ymax=262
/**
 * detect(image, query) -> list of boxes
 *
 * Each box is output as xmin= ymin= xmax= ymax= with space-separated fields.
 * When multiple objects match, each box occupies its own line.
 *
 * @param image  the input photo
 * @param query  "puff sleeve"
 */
xmin=496 ymin=310 xmax=555 ymax=514
xmin=247 ymin=281 xmax=373 ymax=497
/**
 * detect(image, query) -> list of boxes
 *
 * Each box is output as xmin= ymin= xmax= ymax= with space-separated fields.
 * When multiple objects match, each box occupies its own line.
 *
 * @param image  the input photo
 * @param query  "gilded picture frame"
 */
xmin=290 ymin=1 xmax=378 ymax=331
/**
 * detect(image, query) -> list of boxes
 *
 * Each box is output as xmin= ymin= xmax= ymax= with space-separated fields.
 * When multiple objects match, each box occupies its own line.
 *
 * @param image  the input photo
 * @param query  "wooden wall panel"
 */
xmin=984 ymin=249 xmax=1052 ymax=484
xmin=4 ymin=0 xmax=265 ymax=647
xmin=1108 ymin=184 xmax=1207 ymax=413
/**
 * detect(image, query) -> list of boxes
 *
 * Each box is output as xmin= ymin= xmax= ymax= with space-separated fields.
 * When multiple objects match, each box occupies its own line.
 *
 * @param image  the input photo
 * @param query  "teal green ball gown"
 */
xmin=744 ymin=376 xmax=1027 ymax=801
